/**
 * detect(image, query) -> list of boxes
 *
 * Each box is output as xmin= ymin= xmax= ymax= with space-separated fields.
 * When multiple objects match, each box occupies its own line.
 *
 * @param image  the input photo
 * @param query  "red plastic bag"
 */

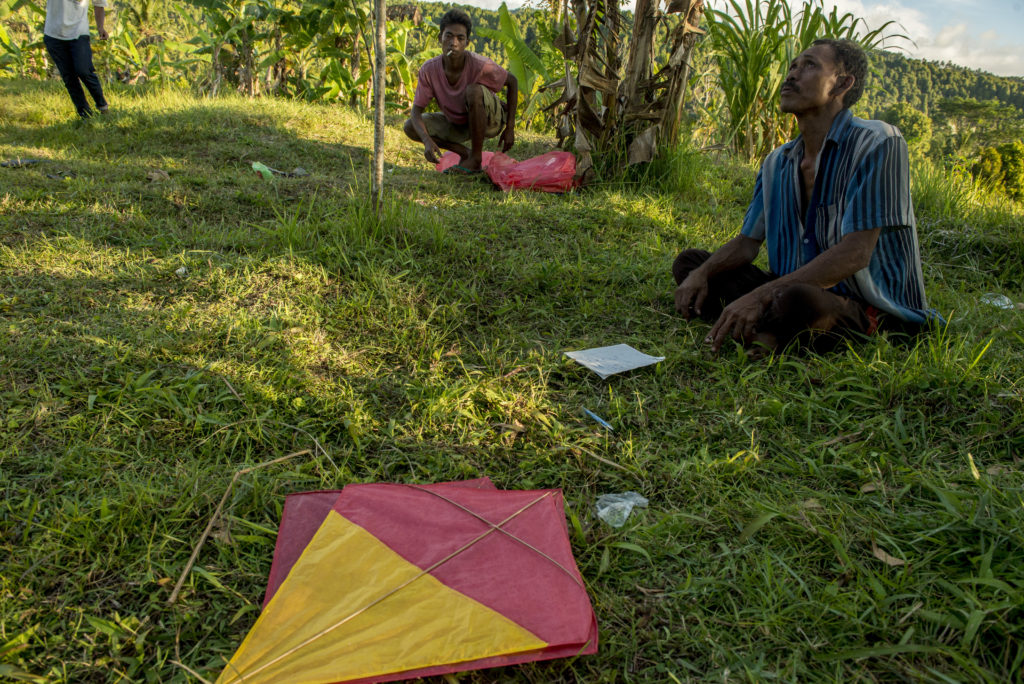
xmin=434 ymin=150 xmax=577 ymax=193
xmin=486 ymin=151 xmax=577 ymax=193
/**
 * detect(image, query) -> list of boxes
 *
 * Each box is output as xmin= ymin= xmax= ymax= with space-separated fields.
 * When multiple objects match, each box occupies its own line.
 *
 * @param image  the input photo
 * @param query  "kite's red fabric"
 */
xmin=263 ymin=478 xmax=496 ymax=607
xmin=247 ymin=479 xmax=598 ymax=683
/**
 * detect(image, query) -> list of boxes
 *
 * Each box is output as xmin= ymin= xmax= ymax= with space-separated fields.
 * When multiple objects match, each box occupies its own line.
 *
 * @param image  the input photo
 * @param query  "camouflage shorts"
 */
xmin=421 ymin=87 xmax=506 ymax=144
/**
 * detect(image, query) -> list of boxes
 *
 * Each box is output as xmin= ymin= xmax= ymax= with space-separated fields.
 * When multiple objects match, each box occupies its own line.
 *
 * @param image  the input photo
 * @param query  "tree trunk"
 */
xmin=350 ymin=32 xmax=362 ymax=107
xmin=659 ymin=0 xmax=706 ymax=143
xmin=372 ymin=0 xmax=387 ymax=211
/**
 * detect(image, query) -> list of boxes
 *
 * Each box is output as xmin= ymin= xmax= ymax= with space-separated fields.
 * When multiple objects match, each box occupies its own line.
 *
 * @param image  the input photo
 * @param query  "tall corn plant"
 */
xmin=91 ymin=17 xmax=203 ymax=87
xmin=0 ymin=0 xmax=48 ymax=79
xmin=707 ymin=0 xmax=905 ymax=160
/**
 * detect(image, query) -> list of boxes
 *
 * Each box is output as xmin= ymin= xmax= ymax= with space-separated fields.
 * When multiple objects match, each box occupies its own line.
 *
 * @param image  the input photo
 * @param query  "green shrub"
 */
xmin=877 ymin=102 xmax=932 ymax=156
xmin=997 ymin=140 xmax=1024 ymax=200
xmin=971 ymin=146 xmax=1003 ymax=187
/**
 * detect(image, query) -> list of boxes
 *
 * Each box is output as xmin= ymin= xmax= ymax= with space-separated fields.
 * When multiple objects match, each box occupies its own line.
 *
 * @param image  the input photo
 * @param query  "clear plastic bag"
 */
xmin=595 ymin=492 xmax=649 ymax=528
xmin=981 ymin=293 xmax=1015 ymax=310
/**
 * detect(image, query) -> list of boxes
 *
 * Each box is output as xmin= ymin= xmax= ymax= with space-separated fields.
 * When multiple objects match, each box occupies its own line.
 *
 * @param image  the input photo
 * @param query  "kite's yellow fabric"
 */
xmin=217 ymin=511 xmax=548 ymax=684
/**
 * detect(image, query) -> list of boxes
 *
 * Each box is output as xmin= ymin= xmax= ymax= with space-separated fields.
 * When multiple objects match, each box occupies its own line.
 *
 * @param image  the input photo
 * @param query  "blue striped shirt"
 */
xmin=740 ymin=108 xmax=936 ymax=323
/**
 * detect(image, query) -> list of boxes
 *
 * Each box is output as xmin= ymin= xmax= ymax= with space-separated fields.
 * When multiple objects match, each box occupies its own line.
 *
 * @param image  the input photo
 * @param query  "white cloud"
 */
xmin=467 ymin=0 xmax=512 ymax=9
xmin=825 ymin=1 xmax=1024 ymax=76
xmin=931 ymin=22 xmax=967 ymax=47
xmin=457 ymin=0 xmax=1024 ymax=76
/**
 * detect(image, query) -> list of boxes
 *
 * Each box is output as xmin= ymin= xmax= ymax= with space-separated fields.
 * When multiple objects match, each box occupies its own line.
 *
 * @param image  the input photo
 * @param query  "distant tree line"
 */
xmin=860 ymin=52 xmax=1024 ymax=200
xmin=859 ymin=49 xmax=1024 ymax=116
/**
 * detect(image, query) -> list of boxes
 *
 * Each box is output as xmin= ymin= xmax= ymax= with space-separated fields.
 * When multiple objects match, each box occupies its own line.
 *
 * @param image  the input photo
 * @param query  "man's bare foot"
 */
xmin=746 ymin=332 xmax=778 ymax=360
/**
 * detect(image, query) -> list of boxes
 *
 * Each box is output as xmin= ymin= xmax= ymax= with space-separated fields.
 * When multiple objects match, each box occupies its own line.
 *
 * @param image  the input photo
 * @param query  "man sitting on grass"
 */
xmin=673 ymin=39 xmax=937 ymax=356
xmin=403 ymin=9 xmax=517 ymax=175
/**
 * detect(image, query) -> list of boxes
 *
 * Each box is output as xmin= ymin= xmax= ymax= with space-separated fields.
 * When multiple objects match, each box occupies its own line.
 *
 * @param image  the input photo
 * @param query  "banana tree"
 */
xmin=476 ymin=2 xmax=554 ymax=128
xmin=550 ymin=0 xmax=706 ymax=181
xmin=385 ymin=19 xmax=414 ymax=107
xmin=182 ymin=0 xmax=288 ymax=96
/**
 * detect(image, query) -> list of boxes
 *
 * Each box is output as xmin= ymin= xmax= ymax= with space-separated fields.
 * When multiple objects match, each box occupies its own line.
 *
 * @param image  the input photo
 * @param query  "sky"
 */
xmin=445 ymin=0 xmax=1024 ymax=78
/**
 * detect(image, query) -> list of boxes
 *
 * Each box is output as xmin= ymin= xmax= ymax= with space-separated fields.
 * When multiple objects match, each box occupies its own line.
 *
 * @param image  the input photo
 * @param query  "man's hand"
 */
xmin=502 ymin=73 xmax=518 ymax=153
xmin=423 ymin=139 xmax=442 ymax=164
xmin=500 ymin=125 xmax=515 ymax=153
xmin=95 ymin=6 xmax=108 ymax=39
xmin=707 ymin=289 xmax=769 ymax=352
xmin=674 ymin=270 xmax=709 ymax=319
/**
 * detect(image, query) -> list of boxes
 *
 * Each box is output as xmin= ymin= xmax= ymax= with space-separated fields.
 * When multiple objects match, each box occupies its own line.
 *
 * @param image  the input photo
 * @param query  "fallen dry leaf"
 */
xmin=968 ymin=452 xmax=981 ymax=480
xmin=860 ymin=482 xmax=885 ymax=493
xmin=147 ymin=169 xmax=170 ymax=182
xmin=871 ymin=540 xmax=906 ymax=567
xmin=801 ymin=498 xmax=823 ymax=510
xmin=211 ymin=517 xmax=234 ymax=545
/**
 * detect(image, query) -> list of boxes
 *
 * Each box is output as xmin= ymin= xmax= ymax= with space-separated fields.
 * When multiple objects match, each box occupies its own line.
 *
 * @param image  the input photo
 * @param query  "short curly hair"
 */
xmin=811 ymin=38 xmax=868 ymax=108
xmin=439 ymin=9 xmax=472 ymax=37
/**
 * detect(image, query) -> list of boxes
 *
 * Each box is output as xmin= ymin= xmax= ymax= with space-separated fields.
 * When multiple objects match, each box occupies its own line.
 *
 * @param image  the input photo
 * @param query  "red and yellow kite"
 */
xmin=216 ymin=478 xmax=598 ymax=683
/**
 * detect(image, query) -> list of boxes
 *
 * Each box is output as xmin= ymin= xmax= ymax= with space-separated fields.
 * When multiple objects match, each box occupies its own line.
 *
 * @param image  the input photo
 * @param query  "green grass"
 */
xmin=2 ymin=78 xmax=1023 ymax=683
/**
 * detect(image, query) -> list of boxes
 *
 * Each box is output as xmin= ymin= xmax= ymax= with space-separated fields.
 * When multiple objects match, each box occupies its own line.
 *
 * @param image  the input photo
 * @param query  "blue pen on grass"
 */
xmin=583 ymin=408 xmax=614 ymax=431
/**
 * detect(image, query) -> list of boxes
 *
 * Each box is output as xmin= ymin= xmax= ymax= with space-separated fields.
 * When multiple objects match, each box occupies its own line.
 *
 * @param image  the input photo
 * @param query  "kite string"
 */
xmin=406 ymin=485 xmax=584 ymax=588
xmin=223 ymin=492 xmax=554 ymax=683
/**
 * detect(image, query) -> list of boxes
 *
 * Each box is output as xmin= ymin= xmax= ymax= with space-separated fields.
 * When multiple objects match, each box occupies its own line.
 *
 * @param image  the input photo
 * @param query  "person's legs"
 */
xmin=405 ymin=113 xmax=473 ymax=163
xmin=70 ymin=36 xmax=107 ymax=112
xmin=876 ymin=313 xmax=926 ymax=346
xmin=461 ymin=84 xmax=505 ymax=170
xmin=463 ymin=83 xmax=487 ymax=169
xmin=754 ymin=283 xmax=872 ymax=355
xmin=672 ymin=248 xmax=776 ymax=321
xmin=405 ymin=92 xmax=504 ymax=169
xmin=44 ymin=35 xmax=91 ymax=117
xmin=672 ymin=249 xmax=878 ymax=356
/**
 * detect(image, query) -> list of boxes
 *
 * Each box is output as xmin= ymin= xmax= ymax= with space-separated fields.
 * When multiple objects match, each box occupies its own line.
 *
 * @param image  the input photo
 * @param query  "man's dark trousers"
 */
xmin=44 ymin=35 xmax=107 ymax=118
xmin=672 ymin=248 xmax=879 ymax=354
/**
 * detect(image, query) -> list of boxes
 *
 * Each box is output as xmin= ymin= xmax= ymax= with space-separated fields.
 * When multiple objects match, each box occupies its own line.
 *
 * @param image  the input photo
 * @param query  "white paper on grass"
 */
xmin=564 ymin=344 xmax=665 ymax=379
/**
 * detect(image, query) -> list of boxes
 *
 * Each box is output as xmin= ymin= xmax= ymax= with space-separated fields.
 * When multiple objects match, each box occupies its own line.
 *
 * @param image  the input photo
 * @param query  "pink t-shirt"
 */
xmin=413 ymin=52 xmax=509 ymax=125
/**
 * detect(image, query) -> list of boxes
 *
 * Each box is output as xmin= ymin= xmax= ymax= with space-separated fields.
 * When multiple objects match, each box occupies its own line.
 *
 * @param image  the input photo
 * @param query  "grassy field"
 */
xmin=2 ymin=78 xmax=1023 ymax=683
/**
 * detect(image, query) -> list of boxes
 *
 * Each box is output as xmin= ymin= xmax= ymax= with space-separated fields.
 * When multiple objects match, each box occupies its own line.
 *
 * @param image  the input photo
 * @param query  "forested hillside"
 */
xmin=860 ymin=49 xmax=1024 ymax=116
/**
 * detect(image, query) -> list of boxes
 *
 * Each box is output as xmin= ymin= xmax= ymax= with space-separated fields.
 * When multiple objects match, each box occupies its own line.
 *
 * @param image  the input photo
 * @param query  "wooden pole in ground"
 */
xmin=372 ymin=0 xmax=387 ymax=211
